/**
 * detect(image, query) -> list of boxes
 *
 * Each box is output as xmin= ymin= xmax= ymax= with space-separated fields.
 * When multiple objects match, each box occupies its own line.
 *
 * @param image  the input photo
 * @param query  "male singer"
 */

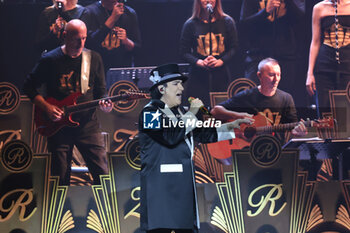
xmin=138 ymin=63 xmax=251 ymax=233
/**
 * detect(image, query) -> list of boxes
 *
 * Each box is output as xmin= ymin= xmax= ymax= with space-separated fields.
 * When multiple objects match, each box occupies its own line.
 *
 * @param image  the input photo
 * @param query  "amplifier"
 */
xmin=106 ymin=64 xmax=189 ymax=91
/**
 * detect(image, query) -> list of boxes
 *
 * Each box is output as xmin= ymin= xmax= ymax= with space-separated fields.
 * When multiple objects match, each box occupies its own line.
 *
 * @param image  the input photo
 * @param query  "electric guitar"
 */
xmin=206 ymin=114 xmax=335 ymax=160
xmin=34 ymin=91 xmax=149 ymax=137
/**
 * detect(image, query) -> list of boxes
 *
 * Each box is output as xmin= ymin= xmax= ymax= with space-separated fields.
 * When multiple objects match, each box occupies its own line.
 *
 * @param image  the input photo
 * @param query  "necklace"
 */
xmin=333 ymin=0 xmax=340 ymax=64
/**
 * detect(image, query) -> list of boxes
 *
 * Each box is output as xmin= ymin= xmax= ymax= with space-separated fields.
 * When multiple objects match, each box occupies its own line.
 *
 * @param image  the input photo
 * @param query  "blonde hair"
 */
xmin=190 ymin=0 xmax=227 ymax=20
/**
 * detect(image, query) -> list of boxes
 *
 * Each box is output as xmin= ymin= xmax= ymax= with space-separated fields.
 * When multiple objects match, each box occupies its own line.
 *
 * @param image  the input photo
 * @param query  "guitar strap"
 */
xmin=81 ymin=48 xmax=91 ymax=94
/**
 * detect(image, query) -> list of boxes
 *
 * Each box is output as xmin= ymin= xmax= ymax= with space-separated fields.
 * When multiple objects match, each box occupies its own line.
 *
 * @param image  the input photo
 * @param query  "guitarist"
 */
xmin=211 ymin=57 xmax=307 ymax=144
xmin=23 ymin=19 xmax=113 ymax=185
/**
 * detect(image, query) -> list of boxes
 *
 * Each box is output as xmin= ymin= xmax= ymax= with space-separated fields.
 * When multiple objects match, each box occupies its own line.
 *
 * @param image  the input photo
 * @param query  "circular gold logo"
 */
xmin=227 ymin=78 xmax=256 ymax=98
xmin=125 ymin=137 xmax=141 ymax=170
xmin=250 ymin=135 xmax=281 ymax=167
xmin=1 ymin=140 xmax=33 ymax=173
xmin=0 ymin=82 xmax=21 ymax=115
xmin=108 ymin=81 xmax=140 ymax=113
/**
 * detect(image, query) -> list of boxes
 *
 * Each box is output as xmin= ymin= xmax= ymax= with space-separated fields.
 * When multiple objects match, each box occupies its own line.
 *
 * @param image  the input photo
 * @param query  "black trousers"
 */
xmin=47 ymin=125 xmax=108 ymax=185
xmin=314 ymin=71 xmax=350 ymax=179
xmin=314 ymin=71 xmax=350 ymax=117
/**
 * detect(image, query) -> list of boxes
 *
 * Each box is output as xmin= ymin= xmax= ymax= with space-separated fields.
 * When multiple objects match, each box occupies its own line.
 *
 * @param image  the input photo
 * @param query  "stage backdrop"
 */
xmin=1 ymin=137 xmax=350 ymax=233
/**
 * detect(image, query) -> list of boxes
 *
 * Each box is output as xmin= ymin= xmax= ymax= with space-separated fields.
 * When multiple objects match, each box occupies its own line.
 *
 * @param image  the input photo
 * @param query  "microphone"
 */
xmin=206 ymin=3 xmax=213 ymax=15
xmin=57 ymin=2 xmax=63 ymax=15
xmin=188 ymin=97 xmax=211 ymax=115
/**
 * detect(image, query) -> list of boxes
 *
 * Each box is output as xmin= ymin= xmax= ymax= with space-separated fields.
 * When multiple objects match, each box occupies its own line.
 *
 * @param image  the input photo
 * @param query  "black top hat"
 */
xmin=149 ymin=64 xmax=188 ymax=90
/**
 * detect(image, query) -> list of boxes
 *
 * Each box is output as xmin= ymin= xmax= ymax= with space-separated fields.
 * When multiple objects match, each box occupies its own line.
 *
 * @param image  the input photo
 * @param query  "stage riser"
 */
xmin=1 ymin=149 xmax=350 ymax=233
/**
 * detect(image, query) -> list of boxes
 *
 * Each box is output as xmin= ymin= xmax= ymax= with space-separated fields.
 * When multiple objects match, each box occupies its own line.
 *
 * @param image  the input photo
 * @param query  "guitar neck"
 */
xmin=64 ymin=94 xmax=129 ymax=114
xmin=256 ymin=120 xmax=312 ymax=134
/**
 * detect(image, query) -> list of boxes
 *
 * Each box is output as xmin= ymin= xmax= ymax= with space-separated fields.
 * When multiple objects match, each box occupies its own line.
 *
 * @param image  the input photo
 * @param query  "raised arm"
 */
xmin=240 ymin=0 xmax=280 ymax=25
xmin=35 ymin=9 xmax=62 ymax=52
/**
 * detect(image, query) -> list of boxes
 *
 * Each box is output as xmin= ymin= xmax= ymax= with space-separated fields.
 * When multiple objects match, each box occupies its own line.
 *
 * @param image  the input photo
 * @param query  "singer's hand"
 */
xmin=266 ymin=0 xmax=281 ymax=14
xmin=202 ymin=56 xmax=213 ymax=68
xmin=105 ymin=3 xmax=124 ymax=29
xmin=206 ymin=56 xmax=224 ymax=68
xmin=115 ymin=27 xmax=134 ymax=50
xmin=52 ymin=17 xmax=65 ymax=35
xmin=196 ymin=59 xmax=207 ymax=69
xmin=116 ymin=27 xmax=127 ymax=42
xmin=189 ymin=98 xmax=204 ymax=115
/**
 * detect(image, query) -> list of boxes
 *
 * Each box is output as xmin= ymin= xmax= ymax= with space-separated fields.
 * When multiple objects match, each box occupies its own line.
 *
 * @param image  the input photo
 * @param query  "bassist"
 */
xmin=23 ymin=19 xmax=112 ymax=185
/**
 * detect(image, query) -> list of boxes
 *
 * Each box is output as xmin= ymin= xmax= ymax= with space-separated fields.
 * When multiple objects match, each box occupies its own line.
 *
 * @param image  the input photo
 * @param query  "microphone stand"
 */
xmin=209 ymin=12 xmax=212 ymax=55
xmin=208 ymin=10 xmax=213 ymax=100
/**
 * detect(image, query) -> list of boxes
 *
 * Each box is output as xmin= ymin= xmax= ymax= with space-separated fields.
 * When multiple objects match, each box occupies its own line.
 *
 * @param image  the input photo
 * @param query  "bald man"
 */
xmin=24 ymin=19 xmax=112 ymax=185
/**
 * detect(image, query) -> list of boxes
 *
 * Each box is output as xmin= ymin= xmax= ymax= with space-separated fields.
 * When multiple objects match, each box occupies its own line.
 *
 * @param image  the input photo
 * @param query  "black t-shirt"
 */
xmin=81 ymin=2 xmax=141 ymax=70
xmin=35 ymin=5 xmax=85 ymax=53
xmin=180 ymin=16 xmax=238 ymax=65
xmin=219 ymin=87 xmax=298 ymax=143
xmin=219 ymin=87 xmax=298 ymax=124
xmin=54 ymin=53 xmax=82 ymax=99
xmin=24 ymin=47 xmax=107 ymax=126
xmin=239 ymin=0 xmax=304 ymax=60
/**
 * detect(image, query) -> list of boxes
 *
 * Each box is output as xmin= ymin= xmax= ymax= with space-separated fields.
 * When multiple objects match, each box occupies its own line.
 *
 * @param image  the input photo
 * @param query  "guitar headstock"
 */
xmin=311 ymin=117 xmax=335 ymax=128
xmin=124 ymin=90 xmax=150 ymax=100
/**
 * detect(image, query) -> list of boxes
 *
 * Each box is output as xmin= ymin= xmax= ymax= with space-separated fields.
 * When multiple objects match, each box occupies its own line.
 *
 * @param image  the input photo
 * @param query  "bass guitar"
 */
xmin=35 ymin=91 xmax=149 ymax=137
xmin=206 ymin=114 xmax=335 ymax=160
